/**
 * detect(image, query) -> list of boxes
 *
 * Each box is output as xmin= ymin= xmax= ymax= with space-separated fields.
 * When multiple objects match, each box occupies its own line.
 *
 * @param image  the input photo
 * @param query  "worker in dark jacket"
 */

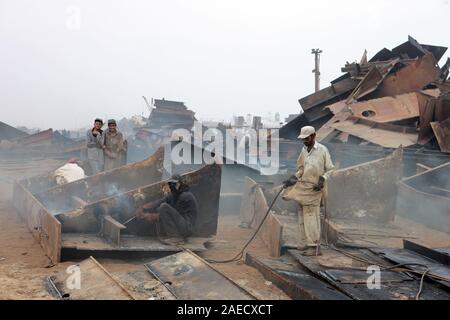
xmin=136 ymin=174 xmax=198 ymax=244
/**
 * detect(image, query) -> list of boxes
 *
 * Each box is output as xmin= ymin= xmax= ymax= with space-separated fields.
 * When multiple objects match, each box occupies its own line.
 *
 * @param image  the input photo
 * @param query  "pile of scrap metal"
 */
xmin=129 ymin=98 xmax=197 ymax=162
xmin=280 ymin=36 xmax=450 ymax=154
xmin=12 ymin=147 xmax=222 ymax=264
xmin=241 ymin=148 xmax=450 ymax=299
xmin=0 ymin=121 xmax=83 ymax=158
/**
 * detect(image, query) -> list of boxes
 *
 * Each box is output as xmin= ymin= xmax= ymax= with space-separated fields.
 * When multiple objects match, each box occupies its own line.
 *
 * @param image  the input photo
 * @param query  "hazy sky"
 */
xmin=1 ymin=0 xmax=449 ymax=130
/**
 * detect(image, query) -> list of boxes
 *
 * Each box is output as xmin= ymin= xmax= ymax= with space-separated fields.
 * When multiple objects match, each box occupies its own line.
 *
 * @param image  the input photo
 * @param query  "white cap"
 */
xmin=298 ymin=126 xmax=316 ymax=139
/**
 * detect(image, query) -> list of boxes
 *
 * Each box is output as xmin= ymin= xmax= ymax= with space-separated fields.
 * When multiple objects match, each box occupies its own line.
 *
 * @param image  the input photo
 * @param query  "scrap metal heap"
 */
xmin=129 ymin=98 xmax=197 ymax=162
xmin=0 ymin=121 xmax=84 ymax=157
xmin=281 ymin=36 xmax=450 ymax=153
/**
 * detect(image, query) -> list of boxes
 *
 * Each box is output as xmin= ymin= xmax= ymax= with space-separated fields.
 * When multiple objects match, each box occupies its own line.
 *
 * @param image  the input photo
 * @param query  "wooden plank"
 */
xmin=102 ymin=215 xmax=126 ymax=246
xmin=145 ymin=250 xmax=254 ymax=300
xmin=12 ymin=181 xmax=61 ymax=264
xmin=254 ymin=186 xmax=283 ymax=257
xmin=47 ymin=256 xmax=135 ymax=300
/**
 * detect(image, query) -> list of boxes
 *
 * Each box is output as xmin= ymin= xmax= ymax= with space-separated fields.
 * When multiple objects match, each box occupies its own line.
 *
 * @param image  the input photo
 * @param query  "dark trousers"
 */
xmin=157 ymin=203 xmax=193 ymax=238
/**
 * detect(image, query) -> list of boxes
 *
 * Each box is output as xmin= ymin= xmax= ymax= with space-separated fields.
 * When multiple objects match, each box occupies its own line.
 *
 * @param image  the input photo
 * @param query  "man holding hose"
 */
xmin=282 ymin=126 xmax=334 ymax=256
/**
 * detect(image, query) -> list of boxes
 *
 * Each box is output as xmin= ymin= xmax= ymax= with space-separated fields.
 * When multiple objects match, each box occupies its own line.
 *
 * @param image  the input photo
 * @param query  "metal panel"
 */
xmin=61 ymin=234 xmax=208 ymax=253
xmin=34 ymin=147 xmax=165 ymax=214
xmin=12 ymin=181 xmax=61 ymax=264
xmin=397 ymin=162 xmax=450 ymax=233
xmin=145 ymin=250 xmax=254 ymax=300
xmin=47 ymin=256 xmax=134 ymax=300
xmin=403 ymin=240 xmax=450 ymax=266
xmin=326 ymin=148 xmax=402 ymax=222
xmin=245 ymin=253 xmax=350 ymax=300
xmin=330 ymin=119 xmax=418 ymax=148
xmin=349 ymin=92 xmax=420 ymax=123
xmin=324 ymin=269 xmax=411 ymax=284
xmin=12 ymin=129 xmax=53 ymax=146
xmin=102 ymin=215 xmax=126 ymax=246
xmin=299 ymin=78 xmax=359 ymax=111
xmin=374 ymin=53 xmax=441 ymax=98
xmin=289 ymin=249 xmax=450 ymax=300
xmin=253 ymin=186 xmax=283 ymax=257
xmin=371 ymin=247 xmax=450 ymax=289
xmin=431 ymin=118 xmax=450 ymax=153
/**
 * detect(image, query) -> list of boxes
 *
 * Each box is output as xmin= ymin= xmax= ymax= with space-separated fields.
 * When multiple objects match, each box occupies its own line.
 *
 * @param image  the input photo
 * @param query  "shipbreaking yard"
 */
xmin=1 ymin=35 xmax=450 ymax=301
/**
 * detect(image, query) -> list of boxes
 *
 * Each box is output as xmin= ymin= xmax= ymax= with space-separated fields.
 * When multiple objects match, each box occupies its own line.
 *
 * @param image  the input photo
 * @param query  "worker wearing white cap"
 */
xmin=282 ymin=125 xmax=334 ymax=256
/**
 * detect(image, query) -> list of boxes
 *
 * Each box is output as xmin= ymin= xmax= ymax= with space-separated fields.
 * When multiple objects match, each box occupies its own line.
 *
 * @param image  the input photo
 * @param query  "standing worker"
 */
xmin=283 ymin=126 xmax=334 ymax=256
xmin=86 ymin=118 xmax=105 ymax=175
xmin=135 ymin=174 xmax=198 ymax=245
xmin=104 ymin=119 xmax=127 ymax=171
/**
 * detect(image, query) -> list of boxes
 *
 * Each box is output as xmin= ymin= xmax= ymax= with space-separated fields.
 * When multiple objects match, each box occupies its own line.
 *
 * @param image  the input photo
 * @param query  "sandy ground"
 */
xmin=0 ymin=156 xmax=289 ymax=300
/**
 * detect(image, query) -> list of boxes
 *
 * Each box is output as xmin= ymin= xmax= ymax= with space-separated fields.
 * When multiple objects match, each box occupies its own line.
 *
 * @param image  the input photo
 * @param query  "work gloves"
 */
xmin=313 ymin=176 xmax=325 ymax=191
xmin=283 ymin=175 xmax=298 ymax=189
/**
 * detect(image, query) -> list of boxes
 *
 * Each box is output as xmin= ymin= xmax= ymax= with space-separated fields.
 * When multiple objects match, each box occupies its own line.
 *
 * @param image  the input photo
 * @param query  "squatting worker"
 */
xmin=135 ymin=174 xmax=198 ymax=245
xmin=104 ymin=119 xmax=127 ymax=171
xmin=282 ymin=126 xmax=334 ymax=256
xmin=86 ymin=118 xmax=105 ymax=175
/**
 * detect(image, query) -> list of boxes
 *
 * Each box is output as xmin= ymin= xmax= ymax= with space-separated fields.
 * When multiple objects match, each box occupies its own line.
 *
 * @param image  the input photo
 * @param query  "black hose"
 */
xmin=207 ymin=187 xmax=285 ymax=264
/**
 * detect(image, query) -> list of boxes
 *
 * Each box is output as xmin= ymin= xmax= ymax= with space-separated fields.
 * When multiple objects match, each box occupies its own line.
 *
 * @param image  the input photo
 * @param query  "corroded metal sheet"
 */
xmin=299 ymin=78 xmax=359 ymax=111
xmin=245 ymin=253 xmax=350 ymax=300
xmin=289 ymin=249 xmax=450 ymax=300
xmin=346 ymin=61 xmax=396 ymax=103
xmin=374 ymin=53 xmax=441 ymax=97
xmin=350 ymin=92 xmax=420 ymax=123
xmin=253 ymin=186 xmax=283 ymax=257
xmin=371 ymin=247 xmax=450 ymax=289
xmin=47 ymin=256 xmax=134 ymax=300
xmin=431 ymin=118 xmax=450 ymax=153
xmin=12 ymin=181 xmax=61 ymax=264
xmin=13 ymin=128 xmax=53 ymax=146
xmin=34 ymin=147 xmax=165 ymax=215
xmin=61 ymin=234 xmax=208 ymax=252
xmin=330 ymin=119 xmax=417 ymax=148
xmin=326 ymin=148 xmax=403 ymax=222
xmin=57 ymin=163 xmax=222 ymax=237
xmin=145 ymin=250 xmax=254 ymax=300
